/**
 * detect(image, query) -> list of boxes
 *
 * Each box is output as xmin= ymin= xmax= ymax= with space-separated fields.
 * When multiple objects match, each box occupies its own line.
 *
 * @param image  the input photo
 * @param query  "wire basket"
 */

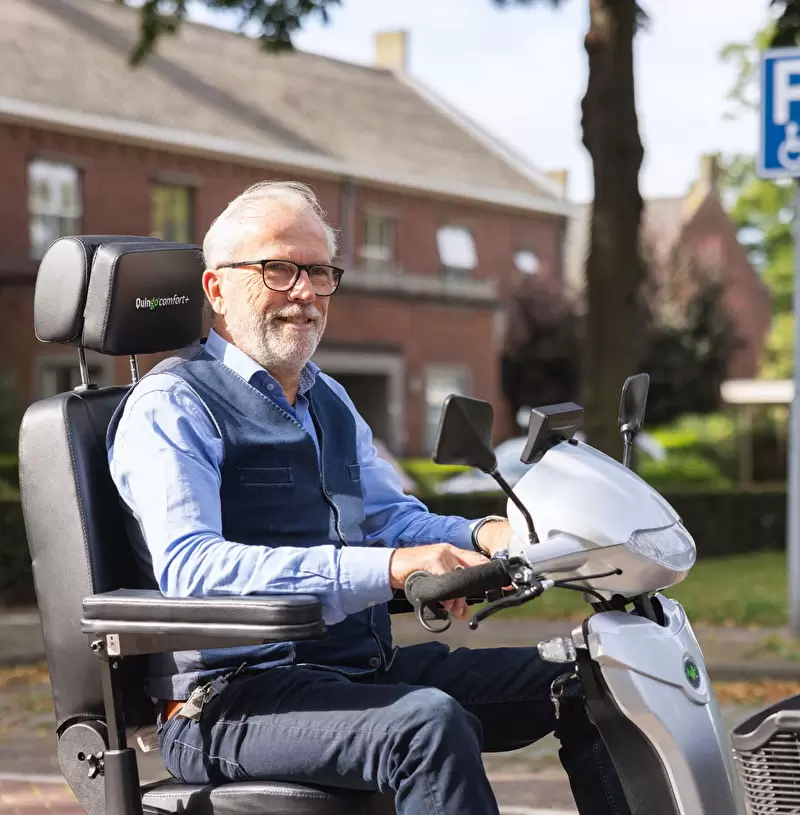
xmin=731 ymin=693 xmax=800 ymax=814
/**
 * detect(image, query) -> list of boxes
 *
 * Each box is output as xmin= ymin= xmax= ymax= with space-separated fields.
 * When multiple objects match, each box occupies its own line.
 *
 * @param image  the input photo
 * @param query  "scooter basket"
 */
xmin=731 ymin=693 xmax=800 ymax=813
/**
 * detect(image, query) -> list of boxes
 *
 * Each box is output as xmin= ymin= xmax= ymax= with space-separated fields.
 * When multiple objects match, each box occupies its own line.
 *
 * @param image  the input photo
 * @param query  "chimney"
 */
xmin=546 ymin=169 xmax=569 ymax=197
xmin=698 ymin=153 xmax=719 ymax=194
xmin=374 ymin=30 xmax=408 ymax=73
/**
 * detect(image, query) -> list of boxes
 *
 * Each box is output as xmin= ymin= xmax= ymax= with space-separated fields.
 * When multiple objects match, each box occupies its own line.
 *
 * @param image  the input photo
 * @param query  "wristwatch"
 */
xmin=471 ymin=515 xmax=506 ymax=558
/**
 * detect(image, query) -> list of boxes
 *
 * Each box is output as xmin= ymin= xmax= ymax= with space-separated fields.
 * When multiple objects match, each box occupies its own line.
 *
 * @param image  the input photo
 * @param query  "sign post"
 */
xmin=760 ymin=48 xmax=800 ymax=636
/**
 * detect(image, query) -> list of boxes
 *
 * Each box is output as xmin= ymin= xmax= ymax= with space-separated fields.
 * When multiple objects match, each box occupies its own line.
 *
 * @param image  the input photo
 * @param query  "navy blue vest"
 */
xmin=108 ymin=344 xmax=393 ymax=700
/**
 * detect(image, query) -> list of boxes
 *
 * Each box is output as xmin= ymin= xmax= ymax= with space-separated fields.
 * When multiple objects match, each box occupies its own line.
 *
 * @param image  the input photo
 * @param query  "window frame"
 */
xmin=28 ymin=158 xmax=83 ymax=259
xmin=151 ymin=181 xmax=194 ymax=244
xmin=424 ymin=363 xmax=471 ymax=452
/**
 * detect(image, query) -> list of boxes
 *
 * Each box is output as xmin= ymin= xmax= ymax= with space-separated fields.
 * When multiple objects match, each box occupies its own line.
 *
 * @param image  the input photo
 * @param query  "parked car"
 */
xmin=435 ymin=432 xmax=665 ymax=495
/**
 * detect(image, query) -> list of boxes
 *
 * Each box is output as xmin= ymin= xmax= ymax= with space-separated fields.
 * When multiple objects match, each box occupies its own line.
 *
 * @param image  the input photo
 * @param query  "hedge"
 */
xmin=0 ymin=490 xmax=789 ymax=607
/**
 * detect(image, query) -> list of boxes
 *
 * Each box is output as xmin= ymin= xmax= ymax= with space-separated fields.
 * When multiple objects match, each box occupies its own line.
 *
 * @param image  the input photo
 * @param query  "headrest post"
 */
xmin=77 ymin=347 xmax=90 ymax=387
xmin=129 ymin=355 xmax=140 ymax=384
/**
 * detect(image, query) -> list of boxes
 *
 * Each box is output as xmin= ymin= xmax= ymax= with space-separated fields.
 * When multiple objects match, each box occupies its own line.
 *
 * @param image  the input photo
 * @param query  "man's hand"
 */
xmin=389 ymin=544 xmax=489 ymax=619
xmin=475 ymin=518 xmax=513 ymax=556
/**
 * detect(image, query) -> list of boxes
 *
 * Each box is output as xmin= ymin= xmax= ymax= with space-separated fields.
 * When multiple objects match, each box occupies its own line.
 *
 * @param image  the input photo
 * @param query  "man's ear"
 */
xmin=202 ymin=268 xmax=226 ymax=316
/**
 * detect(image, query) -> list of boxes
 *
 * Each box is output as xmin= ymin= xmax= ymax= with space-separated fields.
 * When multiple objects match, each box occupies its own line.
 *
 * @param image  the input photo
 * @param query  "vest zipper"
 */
xmin=308 ymin=392 xmax=387 ymax=669
xmin=308 ymin=396 xmax=348 ymax=546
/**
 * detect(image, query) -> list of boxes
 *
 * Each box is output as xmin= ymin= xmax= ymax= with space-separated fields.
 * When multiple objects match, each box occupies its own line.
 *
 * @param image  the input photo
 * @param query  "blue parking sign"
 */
xmin=760 ymin=47 xmax=800 ymax=178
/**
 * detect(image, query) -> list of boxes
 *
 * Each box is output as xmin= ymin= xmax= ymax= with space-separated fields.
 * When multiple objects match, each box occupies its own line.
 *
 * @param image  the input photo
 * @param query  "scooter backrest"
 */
xmin=20 ymin=236 xmax=205 ymax=734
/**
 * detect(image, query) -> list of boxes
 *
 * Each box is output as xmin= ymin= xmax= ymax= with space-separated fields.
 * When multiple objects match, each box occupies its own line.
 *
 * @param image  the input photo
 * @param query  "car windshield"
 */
xmin=494 ymin=438 xmax=530 ymax=479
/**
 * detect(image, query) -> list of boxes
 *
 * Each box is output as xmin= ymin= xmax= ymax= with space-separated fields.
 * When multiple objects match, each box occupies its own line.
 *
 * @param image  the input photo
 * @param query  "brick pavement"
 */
xmin=0 ymin=614 xmax=777 ymax=814
xmin=0 ymin=778 xmax=82 ymax=814
xmin=0 ymin=777 xmax=575 ymax=815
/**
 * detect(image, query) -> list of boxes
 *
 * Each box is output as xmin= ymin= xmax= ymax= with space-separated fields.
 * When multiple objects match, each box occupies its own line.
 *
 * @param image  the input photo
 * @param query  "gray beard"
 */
xmin=225 ymin=303 xmax=326 ymax=373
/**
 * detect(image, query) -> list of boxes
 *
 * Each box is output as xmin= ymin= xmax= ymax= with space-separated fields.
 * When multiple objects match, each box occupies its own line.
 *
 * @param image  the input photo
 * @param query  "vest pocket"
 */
xmin=237 ymin=466 xmax=294 ymax=487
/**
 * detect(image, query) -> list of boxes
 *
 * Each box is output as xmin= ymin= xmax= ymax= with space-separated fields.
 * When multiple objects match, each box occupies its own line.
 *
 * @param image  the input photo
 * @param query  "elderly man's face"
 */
xmin=206 ymin=207 xmax=331 ymax=373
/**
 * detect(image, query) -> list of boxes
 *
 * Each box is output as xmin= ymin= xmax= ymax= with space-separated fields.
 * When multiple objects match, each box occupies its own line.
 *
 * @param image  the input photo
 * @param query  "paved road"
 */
xmin=0 ymin=656 xmax=762 ymax=814
xmin=2 ymin=611 xmax=784 ymax=812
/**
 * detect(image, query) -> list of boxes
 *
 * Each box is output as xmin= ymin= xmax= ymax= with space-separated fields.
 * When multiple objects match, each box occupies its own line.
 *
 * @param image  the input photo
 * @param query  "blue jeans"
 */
xmin=158 ymin=642 xmax=631 ymax=815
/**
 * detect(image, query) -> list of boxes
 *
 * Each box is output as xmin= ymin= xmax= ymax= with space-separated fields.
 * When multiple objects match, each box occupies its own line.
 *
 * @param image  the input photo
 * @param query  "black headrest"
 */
xmin=34 ymin=235 xmax=157 ymax=346
xmin=82 ymin=241 xmax=205 ymax=355
xmin=34 ymin=236 xmax=206 ymax=356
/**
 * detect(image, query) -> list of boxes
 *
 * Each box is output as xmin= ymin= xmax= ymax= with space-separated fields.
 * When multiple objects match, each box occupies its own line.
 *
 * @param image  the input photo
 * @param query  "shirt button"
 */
xmin=267 ymin=383 xmax=275 ymax=391
xmin=368 ymin=657 xmax=381 ymax=668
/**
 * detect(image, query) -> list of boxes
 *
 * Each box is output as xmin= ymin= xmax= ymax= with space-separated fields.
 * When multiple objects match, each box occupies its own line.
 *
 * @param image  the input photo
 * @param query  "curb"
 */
xmin=707 ymin=662 xmax=800 ymax=682
xmin=499 ymin=809 xmax=575 ymax=814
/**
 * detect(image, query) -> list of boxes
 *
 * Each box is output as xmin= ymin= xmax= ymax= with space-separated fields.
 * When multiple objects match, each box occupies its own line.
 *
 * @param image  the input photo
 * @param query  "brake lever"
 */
xmin=468 ymin=580 xmax=550 ymax=630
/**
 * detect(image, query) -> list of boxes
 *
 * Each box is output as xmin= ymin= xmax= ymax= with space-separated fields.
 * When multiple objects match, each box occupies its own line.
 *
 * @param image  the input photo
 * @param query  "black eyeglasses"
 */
xmin=216 ymin=259 xmax=344 ymax=296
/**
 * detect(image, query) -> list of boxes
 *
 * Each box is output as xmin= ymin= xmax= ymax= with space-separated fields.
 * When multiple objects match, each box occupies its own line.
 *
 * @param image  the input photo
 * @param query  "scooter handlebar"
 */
xmin=403 ymin=559 xmax=511 ymax=610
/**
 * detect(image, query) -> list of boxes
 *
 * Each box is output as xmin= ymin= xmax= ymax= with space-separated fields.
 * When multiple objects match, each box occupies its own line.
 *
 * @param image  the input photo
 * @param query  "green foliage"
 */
xmin=495 ymin=551 xmax=789 ymax=627
xmin=650 ymin=412 xmax=737 ymax=451
xmin=401 ymin=460 xmax=469 ymax=496
xmin=637 ymin=451 xmax=732 ymax=491
xmin=0 ymin=372 xmax=21 ymax=456
xmin=0 ymin=491 xmax=789 ymax=609
xmin=0 ymin=501 xmax=33 ymax=606
xmin=717 ymin=18 xmax=799 ymax=380
xmin=502 ymin=257 xmax=736 ymax=431
xmin=120 ymin=0 xmax=648 ymax=68
xmin=500 ymin=275 xmax=583 ymax=430
xmin=719 ymin=25 xmax=777 ymax=116
xmin=719 ymin=155 xmax=794 ymax=309
xmin=648 ymin=411 xmax=789 ymax=485
xmin=641 ymin=275 xmax=739 ymax=426
xmin=762 ymin=312 xmax=795 ymax=379
xmin=770 ymin=0 xmax=800 ymax=48
xmin=119 ymin=0 xmax=343 ymax=65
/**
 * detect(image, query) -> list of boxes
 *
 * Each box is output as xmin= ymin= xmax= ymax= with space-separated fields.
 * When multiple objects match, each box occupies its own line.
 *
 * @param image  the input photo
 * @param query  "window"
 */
xmin=152 ymin=183 xmax=193 ymax=243
xmin=425 ymin=365 xmax=470 ymax=451
xmin=36 ymin=355 xmax=113 ymax=399
xmin=437 ymin=226 xmax=476 ymax=277
xmin=28 ymin=160 xmax=82 ymax=259
xmin=358 ymin=211 xmax=396 ymax=272
xmin=514 ymin=249 xmax=540 ymax=275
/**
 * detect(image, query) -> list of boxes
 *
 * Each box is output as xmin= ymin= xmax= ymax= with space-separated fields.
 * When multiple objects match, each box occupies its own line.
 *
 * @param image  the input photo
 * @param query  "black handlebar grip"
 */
xmin=404 ymin=560 xmax=510 ymax=609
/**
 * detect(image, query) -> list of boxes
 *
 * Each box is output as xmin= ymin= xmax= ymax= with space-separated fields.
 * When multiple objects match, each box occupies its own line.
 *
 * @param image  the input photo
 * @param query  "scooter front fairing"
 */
xmin=574 ymin=596 xmax=747 ymax=815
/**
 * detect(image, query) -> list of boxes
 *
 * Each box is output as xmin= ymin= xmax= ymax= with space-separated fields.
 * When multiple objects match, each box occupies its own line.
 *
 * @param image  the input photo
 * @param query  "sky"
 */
xmin=186 ymin=0 xmax=773 ymax=203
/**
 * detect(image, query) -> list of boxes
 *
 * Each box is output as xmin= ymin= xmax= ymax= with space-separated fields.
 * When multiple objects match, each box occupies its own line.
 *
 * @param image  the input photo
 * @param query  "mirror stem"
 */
xmin=489 ymin=468 xmax=539 ymax=544
xmin=620 ymin=425 xmax=634 ymax=469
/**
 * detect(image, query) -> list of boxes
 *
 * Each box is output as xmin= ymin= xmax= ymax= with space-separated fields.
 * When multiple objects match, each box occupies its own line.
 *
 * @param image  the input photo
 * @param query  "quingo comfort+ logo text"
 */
xmin=135 ymin=294 xmax=191 ymax=311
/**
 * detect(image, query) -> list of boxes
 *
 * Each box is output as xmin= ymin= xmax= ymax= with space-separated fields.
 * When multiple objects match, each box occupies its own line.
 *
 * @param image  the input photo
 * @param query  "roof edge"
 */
xmin=395 ymin=72 xmax=568 ymax=201
xmin=0 ymin=95 xmax=574 ymax=218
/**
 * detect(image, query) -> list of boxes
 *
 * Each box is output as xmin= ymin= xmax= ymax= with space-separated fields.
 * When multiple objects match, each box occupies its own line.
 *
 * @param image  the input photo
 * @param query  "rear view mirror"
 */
xmin=520 ymin=402 xmax=584 ymax=465
xmin=433 ymin=396 xmax=497 ymax=473
xmin=619 ymin=373 xmax=650 ymax=434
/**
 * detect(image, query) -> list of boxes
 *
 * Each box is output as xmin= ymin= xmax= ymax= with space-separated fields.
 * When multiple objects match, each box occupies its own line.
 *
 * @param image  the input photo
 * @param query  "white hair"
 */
xmin=202 ymin=181 xmax=339 ymax=271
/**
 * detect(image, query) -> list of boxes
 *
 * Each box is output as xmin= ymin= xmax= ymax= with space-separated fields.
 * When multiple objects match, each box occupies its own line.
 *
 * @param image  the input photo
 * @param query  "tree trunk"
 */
xmin=580 ymin=0 xmax=645 ymax=457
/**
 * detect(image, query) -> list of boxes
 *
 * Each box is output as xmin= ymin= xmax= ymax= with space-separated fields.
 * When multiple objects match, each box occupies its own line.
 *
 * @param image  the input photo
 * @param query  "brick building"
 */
xmin=0 ymin=0 xmax=571 ymax=456
xmin=564 ymin=155 xmax=773 ymax=379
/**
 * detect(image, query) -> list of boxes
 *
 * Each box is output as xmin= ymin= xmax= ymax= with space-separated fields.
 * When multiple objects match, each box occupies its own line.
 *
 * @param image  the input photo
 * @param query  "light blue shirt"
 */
xmin=108 ymin=329 xmax=479 ymax=625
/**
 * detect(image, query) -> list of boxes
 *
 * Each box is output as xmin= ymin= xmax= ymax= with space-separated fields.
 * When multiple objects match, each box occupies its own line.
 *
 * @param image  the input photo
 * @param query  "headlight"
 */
xmin=627 ymin=523 xmax=696 ymax=571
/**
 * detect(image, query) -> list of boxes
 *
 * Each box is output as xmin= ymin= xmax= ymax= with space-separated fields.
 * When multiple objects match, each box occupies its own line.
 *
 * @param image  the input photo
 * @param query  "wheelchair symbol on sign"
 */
xmin=778 ymin=122 xmax=800 ymax=171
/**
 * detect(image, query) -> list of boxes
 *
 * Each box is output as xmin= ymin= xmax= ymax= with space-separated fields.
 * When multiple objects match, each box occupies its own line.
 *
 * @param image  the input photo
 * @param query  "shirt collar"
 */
xmin=204 ymin=328 xmax=320 ymax=396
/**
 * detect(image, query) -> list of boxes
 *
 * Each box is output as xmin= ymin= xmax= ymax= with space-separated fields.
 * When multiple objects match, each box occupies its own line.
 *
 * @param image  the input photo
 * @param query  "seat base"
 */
xmin=141 ymin=777 xmax=396 ymax=815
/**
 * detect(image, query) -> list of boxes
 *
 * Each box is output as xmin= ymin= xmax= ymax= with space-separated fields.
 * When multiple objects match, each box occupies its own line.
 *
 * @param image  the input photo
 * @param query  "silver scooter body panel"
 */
xmin=580 ymin=596 xmax=746 ymax=815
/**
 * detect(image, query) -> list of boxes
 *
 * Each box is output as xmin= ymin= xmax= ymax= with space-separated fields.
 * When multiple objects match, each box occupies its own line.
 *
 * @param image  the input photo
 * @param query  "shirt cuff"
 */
xmin=339 ymin=545 xmax=395 ymax=613
xmin=450 ymin=518 xmax=478 ymax=551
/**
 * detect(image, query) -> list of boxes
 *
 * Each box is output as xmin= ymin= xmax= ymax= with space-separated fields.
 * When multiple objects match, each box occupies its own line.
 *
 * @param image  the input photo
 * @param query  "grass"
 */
xmin=502 ymin=550 xmax=788 ymax=628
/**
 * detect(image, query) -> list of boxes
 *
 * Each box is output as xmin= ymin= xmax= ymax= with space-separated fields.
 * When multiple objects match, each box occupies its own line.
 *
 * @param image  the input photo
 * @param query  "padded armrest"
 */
xmin=81 ymin=589 xmax=326 ymax=657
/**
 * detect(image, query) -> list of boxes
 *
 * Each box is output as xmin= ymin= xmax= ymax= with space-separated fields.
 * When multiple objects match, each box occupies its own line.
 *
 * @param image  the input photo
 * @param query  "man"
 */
xmin=108 ymin=181 xmax=630 ymax=815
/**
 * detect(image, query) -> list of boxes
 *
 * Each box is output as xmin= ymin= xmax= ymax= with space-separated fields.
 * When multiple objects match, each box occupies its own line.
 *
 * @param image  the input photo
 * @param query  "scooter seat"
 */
xmin=141 ymin=777 xmax=396 ymax=814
